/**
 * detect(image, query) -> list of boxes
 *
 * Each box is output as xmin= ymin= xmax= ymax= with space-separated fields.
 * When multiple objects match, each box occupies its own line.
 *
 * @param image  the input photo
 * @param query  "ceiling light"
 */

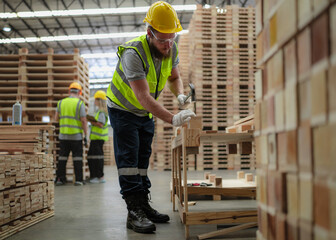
xmin=1 ymin=5 xmax=197 ymax=19
xmin=0 ymin=30 xmax=189 ymax=44
xmin=2 ymin=24 xmax=11 ymax=32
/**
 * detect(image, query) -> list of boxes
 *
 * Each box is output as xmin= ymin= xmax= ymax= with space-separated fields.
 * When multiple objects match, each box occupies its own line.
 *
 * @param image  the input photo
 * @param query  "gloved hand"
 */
xmin=177 ymin=94 xmax=191 ymax=109
xmin=84 ymin=137 xmax=88 ymax=147
xmin=172 ymin=110 xmax=196 ymax=127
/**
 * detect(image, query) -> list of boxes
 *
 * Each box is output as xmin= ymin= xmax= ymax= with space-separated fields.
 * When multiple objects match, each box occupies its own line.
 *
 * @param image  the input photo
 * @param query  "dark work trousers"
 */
xmin=87 ymin=140 xmax=105 ymax=179
xmin=56 ymin=140 xmax=83 ymax=182
xmin=108 ymin=107 xmax=154 ymax=197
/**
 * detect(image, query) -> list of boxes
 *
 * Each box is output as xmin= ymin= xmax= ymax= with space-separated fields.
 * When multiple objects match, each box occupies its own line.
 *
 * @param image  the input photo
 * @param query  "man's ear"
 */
xmin=147 ymin=28 xmax=152 ymax=37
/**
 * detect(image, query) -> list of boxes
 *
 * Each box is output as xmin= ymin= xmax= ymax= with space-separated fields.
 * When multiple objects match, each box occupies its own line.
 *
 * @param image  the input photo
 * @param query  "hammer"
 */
xmin=184 ymin=83 xmax=196 ymax=104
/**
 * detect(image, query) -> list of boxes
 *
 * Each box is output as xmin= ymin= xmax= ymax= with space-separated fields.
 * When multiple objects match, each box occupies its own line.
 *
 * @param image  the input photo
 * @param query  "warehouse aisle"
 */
xmin=7 ymin=167 xmax=257 ymax=240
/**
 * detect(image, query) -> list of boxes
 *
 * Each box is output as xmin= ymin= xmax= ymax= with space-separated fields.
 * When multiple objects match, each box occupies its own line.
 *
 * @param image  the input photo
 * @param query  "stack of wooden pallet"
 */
xmin=255 ymin=0 xmax=336 ymax=239
xmin=0 ymin=48 xmax=90 ymax=181
xmin=151 ymin=5 xmax=256 ymax=171
xmin=103 ymin=136 xmax=115 ymax=166
xmin=0 ymin=126 xmax=55 ymax=239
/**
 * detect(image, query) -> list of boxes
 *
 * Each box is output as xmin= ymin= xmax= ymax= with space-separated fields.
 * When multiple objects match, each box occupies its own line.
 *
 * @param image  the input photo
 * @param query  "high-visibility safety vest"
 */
xmin=107 ymin=34 xmax=178 ymax=116
xmin=57 ymin=97 xmax=84 ymax=135
xmin=90 ymin=111 xmax=109 ymax=141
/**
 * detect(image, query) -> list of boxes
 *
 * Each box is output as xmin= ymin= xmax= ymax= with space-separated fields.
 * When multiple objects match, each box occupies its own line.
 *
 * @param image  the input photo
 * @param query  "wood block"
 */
xmin=331 ymin=5 xmax=336 ymax=61
xmin=267 ymin=95 xmax=275 ymax=132
xmin=260 ymin=134 xmax=268 ymax=167
xmin=329 ymin=179 xmax=336 ymax=234
xmin=285 ymin=82 xmax=298 ymax=131
xmin=238 ymin=142 xmax=252 ymax=155
xmin=284 ymin=39 xmax=297 ymax=84
xmin=209 ymin=174 xmax=216 ymax=183
xmin=204 ymin=172 xmax=210 ymax=180
xmin=255 ymin=69 xmax=263 ymax=101
xmin=328 ymin=64 xmax=336 ymax=123
xmin=275 ymin=90 xmax=285 ymax=132
xmin=268 ymin=211 xmax=276 ymax=240
xmin=237 ymin=171 xmax=245 ymax=179
xmin=299 ymin=173 xmax=313 ymax=222
xmin=268 ymin=133 xmax=277 ymax=170
xmin=298 ymin=78 xmax=311 ymax=123
xmin=314 ymin=178 xmax=330 ymax=230
xmin=257 ymin=32 xmax=264 ymax=65
xmin=287 ymin=173 xmax=299 ymax=218
xmin=269 ymin=13 xmax=277 ymax=48
xmin=277 ymin=0 xmax=296 ymax=45
xmin=257 ymin=170 xmax=267 ymax=204
xmin=277 ymin=132 xmax=287 ymax=172
xmin=311 ymin=13 xmax=329 ymax=65
xmin=330 ymin=123 xmax=336 ymax=171
xmin=311 ymin=67 xmax=327 ymax=127
xmin=188 ymin=116 xmax=202 ymax=129
xmin=245 ymin=173 xmax=253 ymax=182
xmin=258 ymin=205 xmax=268 ymax=239
xmin=255 ymin=136 xmax=262 ymax=168
xmin=275 ymin=172 xmax=287 ymax=213
xmin=287 ymin=216 xmax=299 ymax=240
xmin=261 ymin=100 xmax=268 ymax=133
xmin=267 ymin=170 xmax=277 ymax=209
xmin=297 ymin=0 xmax=313 ymax=29
xmin=271 ymin=50 xmax=284 ymax=94
xmin=299 ymin=220 xmax=313 ymax=240
xmin=254 ymin=101 xmax=261 ymax=134
xmin=287 ymin=130 xmax=298 ymax=172
xmin=228 ymin=144 xmax=237 ymax=154
xmin=297 ymin=27 xmax=312 ymax=82
xmin=313 ymin=125 xmax=331 ymax=176
xmin=276 ymin=212 xmax=287 ymax=240
xmin=298 ymin=121 xmax=313 ymax=173
xmin=213 ymin=177 xmax=222 ymax=200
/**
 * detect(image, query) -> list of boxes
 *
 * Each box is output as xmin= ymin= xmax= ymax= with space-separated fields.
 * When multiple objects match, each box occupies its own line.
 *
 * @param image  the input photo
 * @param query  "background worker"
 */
xmin=87 ymin=90 xmax=109 ymax=184
xmin=106 ymin=1 xmax=195 ymax=234
xmin=55 ymin=82 xmax=88 ymax=186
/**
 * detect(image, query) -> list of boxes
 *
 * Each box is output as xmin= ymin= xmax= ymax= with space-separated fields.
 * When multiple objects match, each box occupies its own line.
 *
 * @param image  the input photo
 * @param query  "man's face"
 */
xmin=148 ymin=28 xmax=176 ymax=59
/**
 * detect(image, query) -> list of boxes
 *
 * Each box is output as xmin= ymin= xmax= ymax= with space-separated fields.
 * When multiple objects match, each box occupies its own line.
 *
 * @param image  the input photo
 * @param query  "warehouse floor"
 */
xmin=7 ymin=167 xmax=257 ymax=240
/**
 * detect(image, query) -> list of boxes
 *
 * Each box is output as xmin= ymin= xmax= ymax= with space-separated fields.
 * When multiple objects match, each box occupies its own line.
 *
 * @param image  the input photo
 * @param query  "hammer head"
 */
xmin=188 ymin=83 xmax=196 ymax=101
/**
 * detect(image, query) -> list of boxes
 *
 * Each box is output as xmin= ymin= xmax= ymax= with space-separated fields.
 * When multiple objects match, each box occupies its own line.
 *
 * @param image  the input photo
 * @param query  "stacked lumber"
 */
xmin=103 ymin=136 xmax=115 ymax=166
xmin=255 ymin=1 xmax=336 ymax=239
xmin=0 ymin=126 xmax=54 ymax=239
xmin=151 ymin=5 xmax=256 ymax=170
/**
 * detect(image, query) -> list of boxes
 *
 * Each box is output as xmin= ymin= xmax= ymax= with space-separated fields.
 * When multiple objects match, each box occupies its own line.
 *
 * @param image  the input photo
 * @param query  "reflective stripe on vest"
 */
xmin=107 ymin=34 xmax=176 ymax=115
xmin=58 ymin=97 xmax=84 ymax=135
xmin=90 ymin=111 xmax=109 ymax=141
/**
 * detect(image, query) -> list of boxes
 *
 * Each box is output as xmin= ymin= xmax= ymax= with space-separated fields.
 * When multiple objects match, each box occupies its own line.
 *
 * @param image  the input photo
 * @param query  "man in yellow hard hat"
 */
xmin=106 ymin=1 xmax=195 ymax=234
xmin=55 ymin=82 xmax=88 ymax=186
xmin=87 ymin=90 xmax=109 ymax=184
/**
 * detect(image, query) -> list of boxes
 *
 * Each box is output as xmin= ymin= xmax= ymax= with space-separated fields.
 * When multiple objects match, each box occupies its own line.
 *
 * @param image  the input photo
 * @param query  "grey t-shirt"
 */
xmin=57 ymin=96 xmax=86 ymax=140
xmin=97 ymin=112 xmax=106 ymax=125
xmin=107 ymin=37 xmax=179 ymax=116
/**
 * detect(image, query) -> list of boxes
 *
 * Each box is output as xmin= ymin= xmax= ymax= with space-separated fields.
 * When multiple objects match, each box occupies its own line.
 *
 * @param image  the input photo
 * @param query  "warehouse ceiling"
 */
xmin=0 ymin=0 xmax=255 ymax=88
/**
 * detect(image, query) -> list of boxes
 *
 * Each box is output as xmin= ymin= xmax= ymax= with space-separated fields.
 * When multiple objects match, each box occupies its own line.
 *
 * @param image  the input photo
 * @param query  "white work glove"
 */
xmin=177 ymin=94 xmax=192 ymax=109
xmin=172 ymin=110 xmax=196 ymax=127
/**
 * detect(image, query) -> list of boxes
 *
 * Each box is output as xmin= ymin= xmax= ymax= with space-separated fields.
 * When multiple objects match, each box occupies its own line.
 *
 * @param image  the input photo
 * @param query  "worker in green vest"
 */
xmin=87 ymin=90 xmax=109 ymax=184
xmin=106 ymin=1 xmax=195 ymax=234
xmin=55 ymin=82 xmax=88 ymax=186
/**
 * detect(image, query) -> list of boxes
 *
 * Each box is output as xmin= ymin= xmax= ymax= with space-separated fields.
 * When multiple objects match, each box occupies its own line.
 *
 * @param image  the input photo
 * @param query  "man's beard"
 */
xmin=149 ymin=41 xmax=172 ymax=60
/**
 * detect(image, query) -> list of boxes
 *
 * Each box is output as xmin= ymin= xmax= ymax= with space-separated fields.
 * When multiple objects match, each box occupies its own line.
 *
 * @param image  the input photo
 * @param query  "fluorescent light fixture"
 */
xmin=42 ymin=116 xmax=50 ymax=123
xmin=0 ymin=30 xmax=189 ymax=44
xmin=1 ymin=5 xmax=197 ymax=19
xmin=81 ymin=53 xmax=117 ymax=59
xmin=90 ymin=84 xmax=110 ymax=89
xmin=89 ymin=78 xmax=112 ymax=84
xmin=90 ymin=66 xmax=115 ymax=72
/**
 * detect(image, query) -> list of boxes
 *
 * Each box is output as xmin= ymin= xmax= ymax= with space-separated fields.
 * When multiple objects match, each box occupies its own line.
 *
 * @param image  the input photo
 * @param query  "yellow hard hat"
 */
xmin=144 ymin=1 xmax=183 ymax=33
xmin=94 ymin=90 xmax=107 ymax=100
xmin=69 ymin=82 xmax=82 ymax=95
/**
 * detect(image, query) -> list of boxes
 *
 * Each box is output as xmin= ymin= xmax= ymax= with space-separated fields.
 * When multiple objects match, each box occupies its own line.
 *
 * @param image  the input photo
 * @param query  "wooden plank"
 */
xmin=198 ymin=222 xmax=257 ymax=240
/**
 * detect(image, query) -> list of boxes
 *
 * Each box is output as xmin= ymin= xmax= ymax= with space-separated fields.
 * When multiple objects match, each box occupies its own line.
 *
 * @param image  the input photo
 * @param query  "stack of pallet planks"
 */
xmin=103 ymin=136 xmax=115 ymax=166
xmin=151 ymin=5 xmax=256 ymax=171
xmin=0 ymin=126 xmax=55 ymax=239
xmin=255 ymin=0 xmax=336 ymax=239
xmin=0 ymin=48 xmax=90 ymax=182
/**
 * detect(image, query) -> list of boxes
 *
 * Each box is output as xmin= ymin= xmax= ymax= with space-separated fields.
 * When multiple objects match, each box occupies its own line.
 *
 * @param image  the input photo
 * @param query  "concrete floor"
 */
xmin=7 ymin=166 xmax=257 ymax=240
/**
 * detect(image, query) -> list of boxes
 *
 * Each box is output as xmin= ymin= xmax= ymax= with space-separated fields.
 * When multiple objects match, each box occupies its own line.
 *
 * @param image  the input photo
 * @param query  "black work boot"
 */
xmin=124 ymin=194 xmax=156 ymax=233
xmin=141 ymin=194 xmax=170 ymax=223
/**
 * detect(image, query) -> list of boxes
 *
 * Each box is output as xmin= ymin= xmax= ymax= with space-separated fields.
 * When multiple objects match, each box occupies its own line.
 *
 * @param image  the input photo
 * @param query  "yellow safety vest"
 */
xmin=90 ymin=111 xmax=109 ymax=141
xmin=107 ymin=34 xmax=178 ymax=116
xmin=57 ymin=97 xmax=84 ymax=135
